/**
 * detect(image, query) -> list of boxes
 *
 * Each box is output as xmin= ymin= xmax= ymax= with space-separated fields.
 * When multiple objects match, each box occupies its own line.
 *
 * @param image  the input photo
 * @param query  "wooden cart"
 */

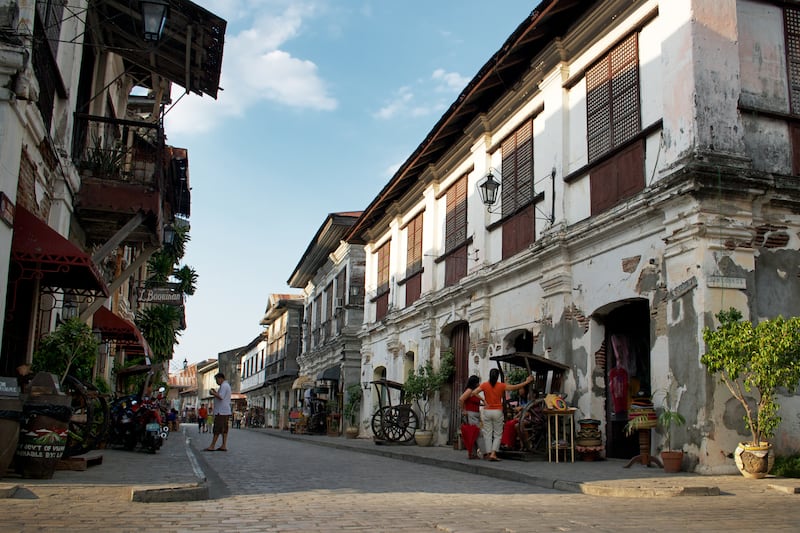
xmin=490 ymin=352 xmax=570 ymax=456
xmin=369 ymin=379 xmax=419 ymax=443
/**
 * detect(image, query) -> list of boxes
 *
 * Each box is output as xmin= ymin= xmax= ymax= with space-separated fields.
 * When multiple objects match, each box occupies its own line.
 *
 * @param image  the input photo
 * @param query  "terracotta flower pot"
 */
xmin=661 ymin=450 xmax=683 ymax=473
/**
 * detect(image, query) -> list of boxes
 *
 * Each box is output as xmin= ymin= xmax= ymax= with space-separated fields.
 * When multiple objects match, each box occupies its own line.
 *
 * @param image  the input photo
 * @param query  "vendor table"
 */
xmin=544 ymin=408 xmax=576 ymax=463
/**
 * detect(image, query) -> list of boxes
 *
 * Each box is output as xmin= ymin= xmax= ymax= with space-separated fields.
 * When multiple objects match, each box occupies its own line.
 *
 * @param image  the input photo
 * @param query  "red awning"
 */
xmin=93 ymin=307 xmax=139 ymax=344
xmin=11 ymin=205 xmax=108 ymax=297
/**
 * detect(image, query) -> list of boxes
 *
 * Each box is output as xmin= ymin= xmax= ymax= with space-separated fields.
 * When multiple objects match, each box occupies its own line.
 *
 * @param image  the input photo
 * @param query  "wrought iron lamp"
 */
xmin=163 ymin=224 xmax=175 ymax=245
xmin=140 ymin=0 xmax=169 ymax=42
xmin=183 ymin=358 xmax=188 ymax=370
xmin=477 ymin=168 xmax=501 ymax=212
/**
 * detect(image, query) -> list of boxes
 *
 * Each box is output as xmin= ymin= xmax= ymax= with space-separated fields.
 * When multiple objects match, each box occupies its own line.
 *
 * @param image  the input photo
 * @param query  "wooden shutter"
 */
xmin=786 ymin=7 xmax=800 ymax=114
xmin=445 ymin=176 xmax=467 ymax=252
xmin=791 ymin=123 xmax=800 ymax=175
xmin=405 ymin=273 xmax=421 ymax=307
xmin=502 ymin=205 xmax=535 ymax=259
xmin=375 ymin=241 xmax=390 ymax=321
xmin=405 ymin=213 xmax=423 ymax=306
xmin=587 ymin=33 xmax=640 ymax=163
xmin=500 ymin=120 xmax=533 ymax=216
xmin=590 ymin=141 xmax=644 ymax=215
xmin=445 ymin=176 xmax=467 ymax=287
xmin=406 ymin=213 xmax=423 ymax=276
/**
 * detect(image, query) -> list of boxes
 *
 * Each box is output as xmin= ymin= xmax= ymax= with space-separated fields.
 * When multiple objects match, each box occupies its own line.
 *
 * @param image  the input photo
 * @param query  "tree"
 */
xmin=404 ymin=360 xmax=448 ymax=431
xmin=136 ymin=304 xmax=182 ymax=362
xmin=701 ymin=308 xmax=800 ymax=445
xmin=32 ymin=318 xmax=99 ymax=383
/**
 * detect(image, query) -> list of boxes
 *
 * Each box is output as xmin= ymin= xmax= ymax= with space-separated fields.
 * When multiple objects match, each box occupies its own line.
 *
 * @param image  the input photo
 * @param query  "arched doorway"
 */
xmin=598 ymin=299 xmax=651 ymax=459
xmin=447 ymin=323 xmax=469 ymax=444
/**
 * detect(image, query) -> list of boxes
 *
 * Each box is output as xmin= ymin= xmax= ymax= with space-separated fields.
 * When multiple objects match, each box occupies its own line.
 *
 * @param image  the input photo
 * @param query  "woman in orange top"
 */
xmin=472 ymin=368 xmax=533 ymax=461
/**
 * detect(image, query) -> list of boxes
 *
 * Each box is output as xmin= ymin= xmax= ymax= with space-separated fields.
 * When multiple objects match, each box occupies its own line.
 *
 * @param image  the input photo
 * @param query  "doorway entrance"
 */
xmin=447 ymin=323 xmax=469 ymax=444
xmin=600 ymin=299 xmax=651 ymax=459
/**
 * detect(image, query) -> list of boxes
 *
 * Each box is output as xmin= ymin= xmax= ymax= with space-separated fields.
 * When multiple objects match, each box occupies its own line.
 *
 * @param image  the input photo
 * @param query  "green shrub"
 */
xmin=773 ymin=455 xmax=800 ymax=478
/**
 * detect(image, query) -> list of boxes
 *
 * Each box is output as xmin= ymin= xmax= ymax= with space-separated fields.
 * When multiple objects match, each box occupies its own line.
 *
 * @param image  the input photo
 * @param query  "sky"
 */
xmin=164 ymin=0 xmax=538 ymax=369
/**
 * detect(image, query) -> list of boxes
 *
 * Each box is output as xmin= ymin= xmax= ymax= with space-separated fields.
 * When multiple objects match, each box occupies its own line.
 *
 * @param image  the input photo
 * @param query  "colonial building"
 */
xmin=256 ymin=294 xmax=304 ymax=429
xmin=239 ymin=333 xmax=269 ymax=423
xmin=345 ymin=0 xmax=800 ymax=473
xmin=288 ymin=212 xmax=365 ymax=434
xmin=0 ymin=1 xmax=225 ymax=381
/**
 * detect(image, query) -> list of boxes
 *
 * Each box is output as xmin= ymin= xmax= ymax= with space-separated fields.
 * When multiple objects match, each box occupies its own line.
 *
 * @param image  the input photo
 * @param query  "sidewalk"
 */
xmin=256 ymin=428 xmax=800 ymax=498
xmin=1 ymin=427 xmax=206 ymax=502
xmin=2 ymin=427 xmax=798 ymax=501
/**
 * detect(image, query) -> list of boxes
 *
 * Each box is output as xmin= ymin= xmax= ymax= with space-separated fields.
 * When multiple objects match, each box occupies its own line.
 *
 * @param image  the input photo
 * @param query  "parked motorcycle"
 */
xmin=108 ymin=388 xmax=165 ymax=453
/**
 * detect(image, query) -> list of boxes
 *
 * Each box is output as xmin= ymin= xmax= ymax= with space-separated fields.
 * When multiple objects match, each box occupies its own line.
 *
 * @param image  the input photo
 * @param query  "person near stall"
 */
xmin=458 ymin=375 xmax=485 ymax=459
xmin=471 ymin=369 xmax=533 ymax=461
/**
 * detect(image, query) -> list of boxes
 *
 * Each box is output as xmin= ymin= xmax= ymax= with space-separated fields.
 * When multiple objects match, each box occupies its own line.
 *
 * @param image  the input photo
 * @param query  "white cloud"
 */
xmin=371 ymin=68 xmax=467 ymax=122
xmin=165 ymin=1 xmax=336 ymax=136
xmin=373 ymin=86 xmax=414 ymax=120
xmin=432 ymin=68 xmax=469 ymax=92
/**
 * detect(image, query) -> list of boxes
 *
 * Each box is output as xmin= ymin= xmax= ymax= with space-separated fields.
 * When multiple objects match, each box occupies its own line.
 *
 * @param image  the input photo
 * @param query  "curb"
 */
xmin=131 ymin=482 xmax=208 ymax=502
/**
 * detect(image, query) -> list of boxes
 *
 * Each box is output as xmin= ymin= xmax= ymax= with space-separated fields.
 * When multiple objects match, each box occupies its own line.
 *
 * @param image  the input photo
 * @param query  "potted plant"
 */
xmin=344 ymin=383 xmax=362 ymax=439
xmin=701 ymin=308 xmax=800 ymax=478
xmin=404 ymin=360 xmax=447 ymax=446
xmin=655 ymin=388 xmax=686 ymax=473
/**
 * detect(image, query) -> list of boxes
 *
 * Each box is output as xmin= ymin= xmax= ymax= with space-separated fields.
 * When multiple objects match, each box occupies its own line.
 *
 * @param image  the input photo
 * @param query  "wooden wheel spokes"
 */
xmin=517 ymin=399 xmax=547 ymax=452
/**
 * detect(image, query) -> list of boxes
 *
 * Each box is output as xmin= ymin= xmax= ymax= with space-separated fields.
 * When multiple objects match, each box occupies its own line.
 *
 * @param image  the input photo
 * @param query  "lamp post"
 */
xmin=183 ymin=358 xmax=188 ymax=370
xmin=140 ymin=0 xmax=169 ymax=42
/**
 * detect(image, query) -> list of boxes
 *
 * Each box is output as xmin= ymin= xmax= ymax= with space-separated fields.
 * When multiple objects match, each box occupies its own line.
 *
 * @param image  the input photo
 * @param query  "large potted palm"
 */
xmin=701 ymin=308 xmax=800 ymax=478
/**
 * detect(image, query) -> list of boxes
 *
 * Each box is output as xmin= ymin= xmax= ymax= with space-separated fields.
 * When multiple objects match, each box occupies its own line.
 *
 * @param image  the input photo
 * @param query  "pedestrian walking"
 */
xmin=205 ymin=372 xmax=232 ymax=451
xmin=198 ymin=403 xmax=208 ymax=433
xmin=471 ymin=368 xmax=532 ymax=461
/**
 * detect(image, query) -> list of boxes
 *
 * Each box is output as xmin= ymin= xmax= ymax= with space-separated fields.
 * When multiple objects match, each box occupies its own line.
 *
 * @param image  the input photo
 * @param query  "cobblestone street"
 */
xmin=2 ymin=428 xmax=799 ymax=532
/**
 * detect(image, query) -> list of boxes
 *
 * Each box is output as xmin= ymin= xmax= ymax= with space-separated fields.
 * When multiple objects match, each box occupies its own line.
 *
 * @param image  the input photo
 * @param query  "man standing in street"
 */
xmin=205 ymin=373 xmax=231 ymax=451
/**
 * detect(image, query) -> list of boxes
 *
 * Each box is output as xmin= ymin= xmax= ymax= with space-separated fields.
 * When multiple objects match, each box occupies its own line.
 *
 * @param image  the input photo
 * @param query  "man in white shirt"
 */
xmin=205 ymin=372 xmax=232 ymax=451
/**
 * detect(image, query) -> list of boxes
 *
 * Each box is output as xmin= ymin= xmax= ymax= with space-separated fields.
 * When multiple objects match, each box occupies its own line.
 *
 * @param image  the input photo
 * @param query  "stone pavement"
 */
xmin=2 ymin=426 xmax=798 ymax=501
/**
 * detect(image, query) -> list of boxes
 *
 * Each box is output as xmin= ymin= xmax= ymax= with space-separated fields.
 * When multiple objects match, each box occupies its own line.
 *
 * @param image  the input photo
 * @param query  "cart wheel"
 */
xmin=371 ymin=406 xmax=393 ymax=440
xmin=392 ymin=405 xmax=418 ymax=443
xmin=62 ymin=376 xmax=94 ymax=457
xmin=517 ymin=399 xmax=546 ymax=452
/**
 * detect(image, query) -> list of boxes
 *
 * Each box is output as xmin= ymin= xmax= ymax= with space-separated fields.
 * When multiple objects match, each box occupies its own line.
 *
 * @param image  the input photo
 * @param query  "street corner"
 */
xmin=577 ymin=480 xmax=721 ymax=498
xmin=130 ymin=481 xmax=209 ymax=503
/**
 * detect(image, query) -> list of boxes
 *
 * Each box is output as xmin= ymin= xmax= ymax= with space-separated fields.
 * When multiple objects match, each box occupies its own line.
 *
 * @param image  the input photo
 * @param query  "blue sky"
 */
xmin=165 ymin=1 xmax=537 ymax=368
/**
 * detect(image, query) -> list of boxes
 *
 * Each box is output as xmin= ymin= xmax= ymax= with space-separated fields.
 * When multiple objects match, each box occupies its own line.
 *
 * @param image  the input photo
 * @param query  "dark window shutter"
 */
xmin=501 ymin=120 xmax=533 ymax=216
xmin=406 ymin=213 xmax=423 ymax=276
xmin=376 ymin=293 xmax=389 ymax=321
xmin=375 ymin=241 xmax=390 ymax=320
xmin=590 ymin=141 xmax=645 ymax=215
xmin=502 ymin=205 xmax=535 ymax=259
xmin=786 ymin=7 xmax=800 ymax=114
xmin=791 ymin=123 xmax=800 ymax=175
xmin=445 ymin=175 xmax=467 ymax=253
xmin=445 ymin=244 xmax=468 ymax=287
xmin=500 ymin=119 xmax=534 ymax=259
xmin=405 ymin=272 xmax=422 ymax=306
xmin=587 ymin=33 xmax=640 ymax=163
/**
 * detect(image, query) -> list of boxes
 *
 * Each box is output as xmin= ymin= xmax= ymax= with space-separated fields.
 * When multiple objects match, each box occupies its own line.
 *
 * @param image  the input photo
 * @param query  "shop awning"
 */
xmin=93 ymin=307 xmax=139 ymax=344
xmin=317 ymin=366 xmax=340 ymax=381
xmin=292 ymin=375 xmax=314 ymax=390
xmin=11 ymin=205 xmax=108 ymax=297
